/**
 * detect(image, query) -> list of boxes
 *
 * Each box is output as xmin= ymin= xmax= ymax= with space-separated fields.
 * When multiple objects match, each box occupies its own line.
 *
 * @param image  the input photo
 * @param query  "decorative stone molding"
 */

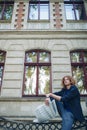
xmin=14 ymin=1 xmax=25 ymax=29
xmin=53 ymin=2 xmax=63 ymax=29
xmin=0 ymin=30 xmax=87 ymax=39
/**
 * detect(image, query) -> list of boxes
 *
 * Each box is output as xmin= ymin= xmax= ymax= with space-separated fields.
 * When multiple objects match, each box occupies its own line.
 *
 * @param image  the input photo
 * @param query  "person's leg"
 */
xmin=62 ymin=110 xmax=74 ymax=130
xmin=55 ymin=100 xmax=74 ymax=130
xmin=55 ymin=100 xmax=65 ymax=117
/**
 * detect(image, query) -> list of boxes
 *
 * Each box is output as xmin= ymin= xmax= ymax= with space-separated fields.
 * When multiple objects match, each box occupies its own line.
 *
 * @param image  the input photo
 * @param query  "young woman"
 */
xmin=45 ymin=75 xmax=84 ymax=130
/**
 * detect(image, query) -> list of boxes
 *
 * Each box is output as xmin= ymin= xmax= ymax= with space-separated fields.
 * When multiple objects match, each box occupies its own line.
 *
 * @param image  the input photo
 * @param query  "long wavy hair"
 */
xmin=61 ymin=75 xmax=76 ymax=88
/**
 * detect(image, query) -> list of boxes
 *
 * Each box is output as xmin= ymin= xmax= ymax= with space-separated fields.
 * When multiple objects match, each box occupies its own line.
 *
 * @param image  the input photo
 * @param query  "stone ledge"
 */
xmin=0 ymin=116 xmax=62 ymax=122
xmin=0 ymin=97 xmax=45 ymax=102
xmin=0 ymin=30 xmax=87 ymax=39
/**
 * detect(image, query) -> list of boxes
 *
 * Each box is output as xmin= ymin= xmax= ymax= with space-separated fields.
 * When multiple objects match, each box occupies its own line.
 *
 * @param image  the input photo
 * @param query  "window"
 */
xmin=28 ymin=0 xmax=49 ymax=20
xmin=0 ymin=51 xmax=6 ymax=92
xmin=0 ymin=1 xmax=14 ymax=21
xmin=64 ymin=0 xmax=86 ymax=20
xmin=23 ymin=50 xmax=51 ymax=97
xmin=70 ymin=50 xmax=87 ymax=94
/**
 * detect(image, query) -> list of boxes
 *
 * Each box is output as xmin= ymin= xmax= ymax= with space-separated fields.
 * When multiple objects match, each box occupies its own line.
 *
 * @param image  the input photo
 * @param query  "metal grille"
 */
xmin=0 ymin=116 xmax=87 ymax=130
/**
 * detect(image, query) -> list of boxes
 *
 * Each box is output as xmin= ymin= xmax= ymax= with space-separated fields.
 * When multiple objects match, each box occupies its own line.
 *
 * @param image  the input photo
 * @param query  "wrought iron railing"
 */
xmin=0 ymin=116 xmax=87 ymax=130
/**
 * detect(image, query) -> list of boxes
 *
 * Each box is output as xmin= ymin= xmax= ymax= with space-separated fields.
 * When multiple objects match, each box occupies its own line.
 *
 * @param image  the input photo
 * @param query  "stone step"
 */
xmin=0 ymin=116 xmax=62 ymax=122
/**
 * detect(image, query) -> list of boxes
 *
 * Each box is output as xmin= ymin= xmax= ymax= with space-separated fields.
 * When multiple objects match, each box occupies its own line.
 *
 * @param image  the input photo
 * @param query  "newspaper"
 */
xmin=34 ymin=99 xmax=58 ymax=123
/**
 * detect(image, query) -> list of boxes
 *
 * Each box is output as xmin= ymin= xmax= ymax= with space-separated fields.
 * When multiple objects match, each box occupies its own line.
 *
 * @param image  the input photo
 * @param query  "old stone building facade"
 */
xmin=0 ymin=0 xmax=87 ymax=120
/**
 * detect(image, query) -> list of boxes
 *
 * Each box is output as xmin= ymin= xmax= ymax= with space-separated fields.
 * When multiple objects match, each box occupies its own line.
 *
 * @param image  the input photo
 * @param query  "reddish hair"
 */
xmin=61 ymin=75 xmax=76 ymax=88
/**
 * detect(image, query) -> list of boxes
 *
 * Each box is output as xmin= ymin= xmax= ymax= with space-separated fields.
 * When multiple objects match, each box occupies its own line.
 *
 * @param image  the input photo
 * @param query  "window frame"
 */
xmin=22 ymin=49 xmax=52 ymax=97
xmin=0 ymin=1 xmax=14 ymax=21
xmin=70 ymin=49 xmax=87 ymax=96
xmin=64 ymin=0 xmax=87 ymax=20
xmin=0 ymin=50 xmax=6 ymax=93
xmin=28 ymin=0 xmax=50 ymax=21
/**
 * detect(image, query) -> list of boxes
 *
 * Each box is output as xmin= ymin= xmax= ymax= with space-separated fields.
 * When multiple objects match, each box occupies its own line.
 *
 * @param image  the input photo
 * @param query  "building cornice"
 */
xmin=0 ymin=30 xmax=87 ymax=39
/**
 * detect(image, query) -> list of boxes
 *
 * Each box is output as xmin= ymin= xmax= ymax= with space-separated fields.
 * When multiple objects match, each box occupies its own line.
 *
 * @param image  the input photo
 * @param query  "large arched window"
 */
xmin=70 ymin=50 xmax=87 ymax=94
xmin=0 ymin=50 xmax=6 ymax=92
xmin=23 ymin=49 xmax=51 ymax=97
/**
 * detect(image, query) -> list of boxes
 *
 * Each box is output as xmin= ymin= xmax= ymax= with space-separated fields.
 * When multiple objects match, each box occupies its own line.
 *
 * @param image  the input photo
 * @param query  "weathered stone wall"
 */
xmin=0 ymin=0 xmax=87 ymax=30
xmin=0 ymin=31 xmax=87 ymax=117
xmin=0 ymin=0 xmax=87 ymax=119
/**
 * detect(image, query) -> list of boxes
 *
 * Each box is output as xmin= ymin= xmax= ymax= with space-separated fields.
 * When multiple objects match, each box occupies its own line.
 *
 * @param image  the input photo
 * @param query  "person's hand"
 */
xmin=45 ymin=98 xmax=50 ymax=106
xmin=46 ymin=93 xmax=52 ymax=98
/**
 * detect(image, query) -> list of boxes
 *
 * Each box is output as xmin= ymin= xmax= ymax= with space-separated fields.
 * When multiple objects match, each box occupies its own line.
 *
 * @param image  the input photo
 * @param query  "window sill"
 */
xmin=66 ymin=20 xmax=87 ymax=23
xmin=27 ymin=20 xmax=50 ymax=23
xmin=0 ymin=20 xmax=11 ymax=23
xmin=0 ymin=97 xmax=45 ymax=102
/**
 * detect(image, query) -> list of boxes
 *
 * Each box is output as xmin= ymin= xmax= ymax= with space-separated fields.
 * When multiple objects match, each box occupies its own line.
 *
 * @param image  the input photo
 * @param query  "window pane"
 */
xmin=0 ymin=52 xmax=5 ymax=62
xmin=65 ymin=4 xmax=75 ymax=20
xmin=24 ymin=50 xmax=51 ymax=96
xmin=70 ymin=52 xmax=82 ymax=63
xmin=40 ymin=4 xmax=49 ymax=20
xmin=75 ymin=4 xmax=84 ymax=20
xmin=39 ymin=66 xmax=50 ymax=94
xmin=0 ymin=5 xmax=3 ymax=19
xmin=72 ymin=66 xmax=85 ymax=93
xmin=0 ymin=66 xmax=4 ymax=86
xmin=85 ymin=67 xmax=87 ymax=93
xmin=24 ymin=66 xmax=37 ymax=95
xmin=3 ymin=4 xmax=13 ymax=20
xmin=29 ymin=4 xmax=38 ymax=20
xmin=39 ymin=52 xmax=50 ymax=62
xmin=26 ymin=52 xmax=37 ymax=63
xmin=84 ymin=52 xmax=87 ymax=62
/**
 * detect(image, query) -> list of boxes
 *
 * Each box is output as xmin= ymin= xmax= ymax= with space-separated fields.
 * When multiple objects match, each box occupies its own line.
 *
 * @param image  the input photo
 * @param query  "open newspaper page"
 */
xmin=34 ymin=99 xmax=58 ymax=123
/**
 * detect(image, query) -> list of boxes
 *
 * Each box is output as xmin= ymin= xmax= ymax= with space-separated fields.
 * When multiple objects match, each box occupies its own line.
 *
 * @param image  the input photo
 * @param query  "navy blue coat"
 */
xmin=51 ymin=85 xmax=84 ymax=122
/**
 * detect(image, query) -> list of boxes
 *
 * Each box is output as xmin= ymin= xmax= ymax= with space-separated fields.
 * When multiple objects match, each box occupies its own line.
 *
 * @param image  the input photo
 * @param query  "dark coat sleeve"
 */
xmin=60 ymin=86 xmax=80 ymax=102
xmin=50 ymin=89 xmax=64 ymax=101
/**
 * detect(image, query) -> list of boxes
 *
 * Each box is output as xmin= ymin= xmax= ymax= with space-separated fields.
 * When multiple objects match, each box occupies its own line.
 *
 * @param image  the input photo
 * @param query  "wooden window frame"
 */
xmin=0 ymin=1 xmax=14 ymax=21
xmin=64 ymin=0 xmax=87 ymax=20
xmin=28 ymin=0 xmax=50 ymax=20
xmin=0 ymin=50 xmax=6 ymax=93
xmin=22 ymin=49 xmax=52 ymax=97
xmin=70 ymin=49 xmax=87 ymax=96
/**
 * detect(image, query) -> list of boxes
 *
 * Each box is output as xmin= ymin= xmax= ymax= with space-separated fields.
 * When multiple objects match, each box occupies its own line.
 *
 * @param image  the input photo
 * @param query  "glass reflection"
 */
xmin=4 ymin=5 xmax=13 ymax=20
xmin=26 ymin=52 xmax=37 ymax=62
xmin=24 ymin=66 xmax=37 ymax=95
xmin=84 ymin=52 xmax=87 ymax=62
xmin=40 ymin=4 xmax=49 ymax=20
xmin=0 ymin=52 xmax=5 ymax=62
xmin=39 ymin=52 xmax=50 ymax=62
xmin=71 ymin=52 xmax=82 ymax=62
xmin=29 ymin=2 xmax=49 ymax=20
xmin=29 ymin=4 xmax=38 ymax=20
xmin=0 ymin=5 xmax=3 ymax=19
xmin=0 ymin=4 xmax=13 ymax=20
xmin=39 ymin=66 xmax=50 ymax=94
xmin=0 ymin=66 xmax=3 ymax=86
xmin=72 ymin=66 xmax=85 ymax=93
xmin=65 ymin=4 xmax=75 ymax=20
xmin=65 ymin=3 xmax=84 ymax=20
xmin=74 ymin=4 xmax=84 ymax=20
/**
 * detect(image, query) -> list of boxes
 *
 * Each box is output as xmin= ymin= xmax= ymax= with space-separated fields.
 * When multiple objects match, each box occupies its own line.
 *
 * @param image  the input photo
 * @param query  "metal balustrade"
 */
xmin=0 ymin=116 xmax=87 ymax=130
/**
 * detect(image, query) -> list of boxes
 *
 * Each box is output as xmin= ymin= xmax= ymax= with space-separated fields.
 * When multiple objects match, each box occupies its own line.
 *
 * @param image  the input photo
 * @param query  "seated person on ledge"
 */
xmin=45 ymin=75 xmax=84 ymax=130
